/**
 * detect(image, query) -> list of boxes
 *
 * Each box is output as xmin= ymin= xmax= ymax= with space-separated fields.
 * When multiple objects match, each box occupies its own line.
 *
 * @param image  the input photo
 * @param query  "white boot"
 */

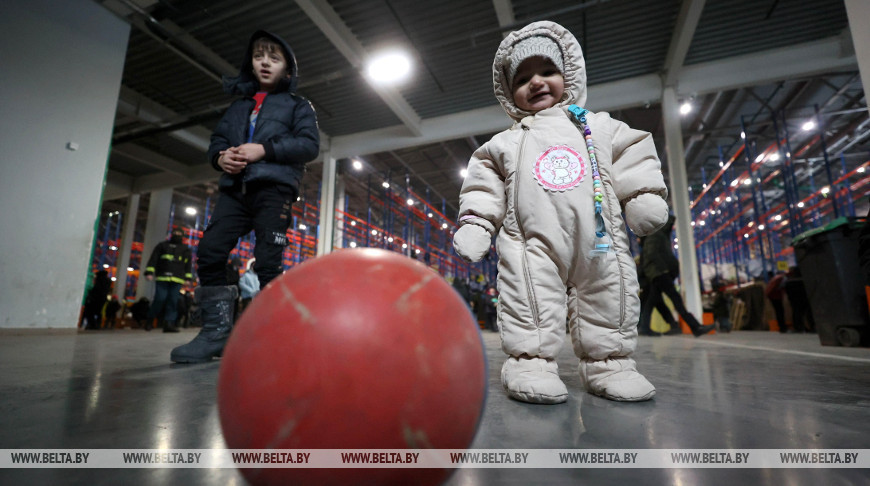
xmin=501 ymin=356 xmax=568 ymax=404
xmin=578 ymin=357 xmax=655 ymax=402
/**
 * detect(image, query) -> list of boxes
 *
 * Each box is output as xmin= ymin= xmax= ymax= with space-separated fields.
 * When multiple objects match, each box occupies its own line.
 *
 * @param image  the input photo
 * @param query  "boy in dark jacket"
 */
xmin=145 ymin=227 xmax=193 ymax=332
xmin=172 ymin=30 xmax=319 ymax=363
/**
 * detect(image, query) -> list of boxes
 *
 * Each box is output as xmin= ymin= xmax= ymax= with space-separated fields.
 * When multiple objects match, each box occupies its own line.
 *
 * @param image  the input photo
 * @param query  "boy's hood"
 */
xmin=223 ymin=30 xmax=298 ymax=96
xmin=492 ymin=21 xmax=587 ymax=122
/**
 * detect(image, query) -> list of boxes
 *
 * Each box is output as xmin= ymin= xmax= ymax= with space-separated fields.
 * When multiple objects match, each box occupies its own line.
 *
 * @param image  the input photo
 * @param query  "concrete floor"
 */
xmin=1 ymin=327 xmax=869 ymax=485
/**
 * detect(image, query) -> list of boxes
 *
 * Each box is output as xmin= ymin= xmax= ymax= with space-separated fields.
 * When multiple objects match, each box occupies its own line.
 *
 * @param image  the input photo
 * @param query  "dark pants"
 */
xmin=769 ymin=298 xmax=786 ymax=332
xmin=150 ymin=281 xmax=182 ymax=322
xmin=197 ymin=184 xmax=295 ymax=289
xmin=640 ymin=274 xmax=702 ymax=333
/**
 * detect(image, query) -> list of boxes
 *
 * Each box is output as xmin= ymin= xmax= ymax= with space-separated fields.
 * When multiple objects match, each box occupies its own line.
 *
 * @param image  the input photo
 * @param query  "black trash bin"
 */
xmin=792 ymin=217 xmax=869 ymax=347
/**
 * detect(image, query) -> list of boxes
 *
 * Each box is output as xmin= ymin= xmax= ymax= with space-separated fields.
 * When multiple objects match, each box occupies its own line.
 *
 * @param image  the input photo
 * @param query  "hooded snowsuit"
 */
xmin=454 ymin=21 xmax=669 ymax=403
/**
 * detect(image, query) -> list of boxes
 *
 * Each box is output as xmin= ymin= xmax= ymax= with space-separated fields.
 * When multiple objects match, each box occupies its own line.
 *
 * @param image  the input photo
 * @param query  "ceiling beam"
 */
xmin=294 ymin=0 xmax=423 ymax=136
xmin=107 ymin=36 xmax=858 ymax=199
xmin=662 ymin=0 xmax=706 ymax=87
xmin=491 ymin=0 xmax=515 ymax=33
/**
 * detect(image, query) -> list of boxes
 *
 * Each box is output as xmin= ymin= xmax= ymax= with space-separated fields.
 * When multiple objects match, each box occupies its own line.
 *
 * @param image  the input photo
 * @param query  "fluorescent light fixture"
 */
xmin=802 ymin=121 xmax=815 ymax=131
xmin=382 ymin=181 xmax=390 ymax=189
xmin=755 ymin=154 xmax=764 ymax=163
xmin=185 ymin=207 xmax=197 ymax=216
xmin=367 ymin=51 xmax=411 ymax=84
xmin=743 ymin=179 xmax=752 ymax=185
xmin=770 ymin=153 xmax=780 ymax=161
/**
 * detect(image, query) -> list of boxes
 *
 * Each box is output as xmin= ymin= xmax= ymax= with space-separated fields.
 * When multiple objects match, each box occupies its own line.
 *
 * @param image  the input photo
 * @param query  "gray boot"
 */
xmin=170 ymin=286 xmax=238 ymax=363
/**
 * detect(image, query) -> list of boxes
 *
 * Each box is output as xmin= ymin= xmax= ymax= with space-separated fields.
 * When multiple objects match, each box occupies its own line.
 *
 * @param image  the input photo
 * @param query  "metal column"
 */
xmin=661 ymin=86 xmax=703 ymax=317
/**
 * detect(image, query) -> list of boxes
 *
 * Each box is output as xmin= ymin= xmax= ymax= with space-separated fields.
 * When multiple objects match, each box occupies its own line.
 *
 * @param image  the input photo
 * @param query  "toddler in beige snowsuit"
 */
xmin=454 ymin=21 xmax=669 ymax=403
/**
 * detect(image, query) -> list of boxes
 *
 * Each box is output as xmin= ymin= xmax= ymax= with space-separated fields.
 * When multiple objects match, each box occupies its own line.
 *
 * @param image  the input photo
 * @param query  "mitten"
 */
xmin=624 ymin=193 xmax=669 ymax=237
xmin=453 ymin=224 xmax=492 ymax=262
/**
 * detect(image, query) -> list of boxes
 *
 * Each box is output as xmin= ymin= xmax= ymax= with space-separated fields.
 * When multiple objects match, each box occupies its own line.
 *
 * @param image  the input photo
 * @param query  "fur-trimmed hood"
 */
xmin=492 ymin=21 xmax=587 ymax=122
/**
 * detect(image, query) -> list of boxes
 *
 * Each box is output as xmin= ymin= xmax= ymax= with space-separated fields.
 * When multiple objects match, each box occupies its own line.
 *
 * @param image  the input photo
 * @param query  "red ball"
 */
xmin=218 ymin=248 xmax=487 ymax=486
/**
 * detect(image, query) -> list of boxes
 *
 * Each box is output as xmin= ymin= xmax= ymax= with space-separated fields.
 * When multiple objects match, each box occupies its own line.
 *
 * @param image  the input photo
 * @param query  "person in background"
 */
xmin=238 ymin=258 xmax=260 ymax=313
xmin=784 ymin=266 xmax=815 ymax=333
xmin=639 ymin=215 xmax=715 ymax=338
xmin=765 ymin=270 xmax=787 ymax=333
xmin=104 ymin=295 xmax=122 ymax=329
xmin=143 ymin=227 xmax=193 ymax=333
xmin=82 ymin=270 xmax=111 ymax=330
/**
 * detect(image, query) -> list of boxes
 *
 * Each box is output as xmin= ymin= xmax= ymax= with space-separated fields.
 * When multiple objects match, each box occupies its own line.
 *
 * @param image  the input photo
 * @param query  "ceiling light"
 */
xmin=427 ymin=212 xmax=433 ymax=218
xmin=715 ymin=197 xmax=720 ymax=203
xmin=858 ymin=167 xmax=866 ymax=173
xmin=352 ymin=159 xmax=363 ymax=171
xmin=441 ymin=223 xmax=448 ymax=229
xmin=774 ymin=215 xmax=782 ymax=221
xmin=699 ymin=220 xmax=705 ymax=226
xmin=679 ymin=102 xmax=692 ymax=115
xmin=744 ymin=233 xmax=749 ymax=239
xmin=797 ymin=202 xmax=805 ymax=208
xmin=371 ymin=229 xmax=378 ymax=235
xmin=460 ymin=169 xmax=468 ymax=178
xmin=185 ymin=206 xmax=197 ymax=216
xmin=743 ymin=179 xmax=752 ymax=185
xmin=755 ymin=154 xmax=764 ymax=163
xmin=726 ymin=196 xmax=732 ymax=202
xmin=349 ymin=241 xmax=357 ymax=248
xmin=770 ymin=153 xmax=780 ymax=161
xmin=820 ymin=186 xmax=830 ymax=195
xmin=298 ymin=224 xmax=307 ymax=230
xmin=801 ymin=121 xmax=815 ymax=131
xmin=350 ymin=221 xmax=356 ymax=226
xmin=367 ymin=51 xmax=411 ymax=84
xmin=402 ymin=243 xmax=408 ymax=249
xmin=407 ymin=198 xmax=414 ymax=206
xmin=740 ymin=131 xmax=746 ymax=139
xmin=758 ymin=224 xmax=765 ymax=230
xmin=103 ymin=264 xmax=109 ymax=269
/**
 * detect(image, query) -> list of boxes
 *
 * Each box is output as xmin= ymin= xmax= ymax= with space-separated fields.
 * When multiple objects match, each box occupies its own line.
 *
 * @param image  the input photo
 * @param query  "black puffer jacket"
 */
xmin=209 ymin=30 xmax=320 ymax=193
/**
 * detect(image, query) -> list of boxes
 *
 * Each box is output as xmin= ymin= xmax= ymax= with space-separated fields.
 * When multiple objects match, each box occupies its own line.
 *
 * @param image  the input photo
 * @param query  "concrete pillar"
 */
xmin=844 ymin=0 xmax=870 ymax=100
xmin=661 ymin=86 xmax=703 ymax=317
xmin=136 ymin=189 xmax=173 ymax=300
xmin=316 ymin=151 xmax=337 ymax=256
xmin=0 ymin=0 xmax=128 ymax=328
xmin=114 ymin=194 xmax=140 ymax=303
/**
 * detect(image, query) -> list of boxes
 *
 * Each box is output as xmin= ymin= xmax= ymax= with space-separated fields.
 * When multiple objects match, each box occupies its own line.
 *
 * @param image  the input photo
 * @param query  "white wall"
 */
xmin=0 ymin=0 xmax=129 ymax=328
